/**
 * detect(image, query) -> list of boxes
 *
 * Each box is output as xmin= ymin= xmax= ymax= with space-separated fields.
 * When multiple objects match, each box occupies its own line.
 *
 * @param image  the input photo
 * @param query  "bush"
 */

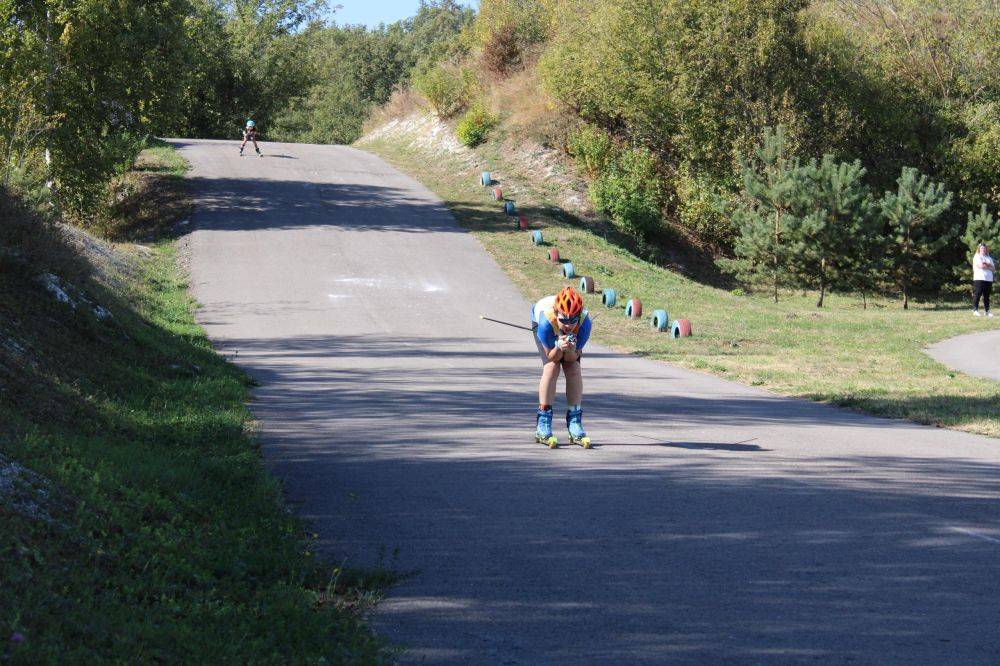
xmin=482 ymin=24 xmax=522 ymax=75
xmin=567 ymin=124 xmax=616 ymax=179
xmin=673 ymin=163 xmax=737 ymax=250
xmin=412 ymin=63 xmax=477 ymax=118
xmin=589 ymin=146 xmax=664 ymax=240
xmin=455 ymin=102 xmax=497 ymax=147
xmin=472 ymin=0 xmax=549 ymax=48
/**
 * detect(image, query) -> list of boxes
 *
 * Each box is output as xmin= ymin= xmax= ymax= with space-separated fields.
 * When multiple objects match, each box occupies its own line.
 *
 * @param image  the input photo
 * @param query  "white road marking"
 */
xmin=950 ymin=527 xmax=1000 ymax=545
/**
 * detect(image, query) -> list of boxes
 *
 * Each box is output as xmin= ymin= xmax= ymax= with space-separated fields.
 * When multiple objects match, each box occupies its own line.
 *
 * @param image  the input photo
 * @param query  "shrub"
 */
xmin=482 ymin=23 xmax=522 ymax=75
xmin=567 ymin=124 xmax=616 ymax=179
xmin=673 ymin=164 xmax=737 ymax=251
xmin=455 ymin=102 xmax=497 ymax=147
xmin=472 ymin=0 xmax=549 ymax=48
xmin=589 ymin=146 xmax=664 ymax=240
xmin=412 ymin=63 xmax=476 ymax=118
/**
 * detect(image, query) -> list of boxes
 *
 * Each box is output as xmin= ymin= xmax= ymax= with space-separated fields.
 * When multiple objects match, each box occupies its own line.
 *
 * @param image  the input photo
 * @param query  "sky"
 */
xmin=331 ymin=0 xmax=478 ymax=28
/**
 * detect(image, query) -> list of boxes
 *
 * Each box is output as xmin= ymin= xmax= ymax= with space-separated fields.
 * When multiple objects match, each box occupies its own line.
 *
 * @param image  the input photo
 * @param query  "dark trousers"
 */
xmin=973 ymin=280 xmax=992 ymax=311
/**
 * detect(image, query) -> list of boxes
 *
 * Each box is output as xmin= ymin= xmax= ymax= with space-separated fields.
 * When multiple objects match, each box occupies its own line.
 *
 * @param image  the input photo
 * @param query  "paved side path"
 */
xmin=926 ymin=329 xmax=1000 ymax=382
xmin=175 ymin=139 xmax=1000 ymax=664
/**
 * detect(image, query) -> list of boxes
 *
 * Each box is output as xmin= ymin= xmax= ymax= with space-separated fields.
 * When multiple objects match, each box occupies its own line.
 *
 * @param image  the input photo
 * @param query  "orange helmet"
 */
xmin=555 ymin=286 xmax=584 ymax=318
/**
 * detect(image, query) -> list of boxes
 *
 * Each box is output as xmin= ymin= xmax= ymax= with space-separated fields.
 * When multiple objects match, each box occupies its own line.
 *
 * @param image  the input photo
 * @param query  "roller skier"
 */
xmin=531 ymin=286 xmax=593 ymax=448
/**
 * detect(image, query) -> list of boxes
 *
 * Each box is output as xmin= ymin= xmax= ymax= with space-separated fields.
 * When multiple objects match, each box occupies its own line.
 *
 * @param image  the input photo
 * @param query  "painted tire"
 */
xmin=493 ymin=186 xmax=503 ymax=201
xmin=548 ymin=248 xmax=560 ymax=263
xmin=626 ymin=298 xmax=642 ymax=318
xmin=504 ymin=201 xmax=516 ymax=216
xmin=481 ymin=171 xmax=491 ymax=186
xmin=672 ymin=318 xmax=692 ymax=338
xmin=532 ymin=230 xmax=543 ymax=245
xmin=651 ymin=309 xmax=669 ymax=332
xmin=579 ymin=276 xmax=594 ymax=293
xmin=563 ymin=262 xmax=575 ymax=279
xmin=518 ymin=215 xmax=528 ymax=231
xmin=602 ymin=288 xmax=617 ymax=307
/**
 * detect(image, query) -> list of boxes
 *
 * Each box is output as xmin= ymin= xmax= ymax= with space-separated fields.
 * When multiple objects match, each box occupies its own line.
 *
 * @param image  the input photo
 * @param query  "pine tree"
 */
xmin=961 ymin=204 xmax=1000 ymax=255
xmin=879 ymin=167 xmax=954 ymax=309
xmin=787 ymin=156 xmax=877 ymax=307
xmin=718 ymin=126 xmax=802 ymax=302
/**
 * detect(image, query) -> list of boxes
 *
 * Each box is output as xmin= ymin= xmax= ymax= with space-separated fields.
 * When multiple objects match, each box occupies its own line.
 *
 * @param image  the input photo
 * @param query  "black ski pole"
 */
xmin=479 ymin=315 xmax=535 ymax=332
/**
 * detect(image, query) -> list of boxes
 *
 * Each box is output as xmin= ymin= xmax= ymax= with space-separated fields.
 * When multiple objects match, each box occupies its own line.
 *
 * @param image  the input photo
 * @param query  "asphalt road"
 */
xmin=926 ymin=329 xmax=1000 ymax=382
xmin=175 ymin=138 xmax=1000 ymax=664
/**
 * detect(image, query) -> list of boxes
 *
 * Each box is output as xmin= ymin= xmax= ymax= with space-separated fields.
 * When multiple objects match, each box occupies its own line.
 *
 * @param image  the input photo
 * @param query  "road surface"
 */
xmin=926 ymin=329 xmax=1000 ymax=382
xmin=175 ymin=138 xmax=1000 ymax=664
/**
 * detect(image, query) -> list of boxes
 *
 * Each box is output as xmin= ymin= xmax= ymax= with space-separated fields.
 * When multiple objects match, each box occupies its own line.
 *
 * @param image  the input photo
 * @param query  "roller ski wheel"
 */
xmin=536 ymin=434 xmax=559 ymax=449
xmin=569 ymin=434 xmax=592 ymax=449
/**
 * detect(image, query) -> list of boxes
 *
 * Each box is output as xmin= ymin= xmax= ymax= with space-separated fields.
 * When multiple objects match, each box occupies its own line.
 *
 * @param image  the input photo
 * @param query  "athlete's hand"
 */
xmin=558 ymin=335 xmax=576 ymax=352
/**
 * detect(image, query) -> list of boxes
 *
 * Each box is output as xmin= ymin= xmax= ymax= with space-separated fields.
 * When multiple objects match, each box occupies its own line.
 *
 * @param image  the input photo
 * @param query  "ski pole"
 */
xmin=480 ymin=315 xmax=535 ymax=332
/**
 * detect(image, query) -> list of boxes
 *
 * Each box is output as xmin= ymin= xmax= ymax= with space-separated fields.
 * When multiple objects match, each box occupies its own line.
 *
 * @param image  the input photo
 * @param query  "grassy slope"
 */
xmin=360 ymin=119 xmax=1000 ymax=438
xmin=0 ymin=146 xmax=387 ymax=662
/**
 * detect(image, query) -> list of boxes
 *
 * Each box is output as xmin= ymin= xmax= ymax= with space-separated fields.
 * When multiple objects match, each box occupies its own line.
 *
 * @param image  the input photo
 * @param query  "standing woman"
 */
xmin=972 ymin=243 xmax=995 ymax=317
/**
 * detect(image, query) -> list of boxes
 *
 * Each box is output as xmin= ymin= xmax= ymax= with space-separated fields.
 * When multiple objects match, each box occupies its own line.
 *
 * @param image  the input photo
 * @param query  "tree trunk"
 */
xmin=902 ymin=281 xmax=910 ymax=309
xmin=862 ymin=291 xmax=867 ymax=310
xmin=816 ymin=260 xmax=826 ymax=308
xmin=773 ymin=210 xmax=780 ymax=303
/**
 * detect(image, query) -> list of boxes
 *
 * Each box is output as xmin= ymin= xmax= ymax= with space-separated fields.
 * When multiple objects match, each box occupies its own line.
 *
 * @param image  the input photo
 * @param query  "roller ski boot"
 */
xmin=567 ymin=407 xmax=591 ymax=448
xmin=535 ymin=407 xmax=558 ymax=448
xmin=256 ymin=147 xmax=262 ymax=157
xmin=239 ymin=147 xmax=244 ymax=156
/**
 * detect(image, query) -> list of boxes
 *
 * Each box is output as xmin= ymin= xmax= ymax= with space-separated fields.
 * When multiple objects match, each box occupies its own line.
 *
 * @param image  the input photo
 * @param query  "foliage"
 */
xmin=589 ymin=145 xmax=663 ymax=241
xmin=1 ymin=0 xmax=191 ymax=213
xmin=879 ymin=167 xmax=955 ymax=308
xmin=962 ymin=204 xmax=1000 ymax=255
xmin=471 ymin=0 xmax=550 ymax=50
xmin=388 ymin=0 xmax=476 ymax=69
xmin=413 ymin=61 xmax=477 ymax=118
xmin=566 ymin=124 xmax=616 ymax=179
xmin=455 ymin=102 xmax=497 ymax=147
xmin=673 ymin=164 xmax=737 ymax=252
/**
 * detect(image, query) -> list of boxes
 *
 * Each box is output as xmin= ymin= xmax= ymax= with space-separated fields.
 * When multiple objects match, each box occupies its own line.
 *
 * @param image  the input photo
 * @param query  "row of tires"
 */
xmin=482 ymin=170 xmax=692 ymax=338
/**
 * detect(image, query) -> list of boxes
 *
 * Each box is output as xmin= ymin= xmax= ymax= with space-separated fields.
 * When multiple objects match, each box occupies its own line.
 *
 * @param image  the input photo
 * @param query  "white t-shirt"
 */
xmin=973 ymin=253 xmax=995 ymax=282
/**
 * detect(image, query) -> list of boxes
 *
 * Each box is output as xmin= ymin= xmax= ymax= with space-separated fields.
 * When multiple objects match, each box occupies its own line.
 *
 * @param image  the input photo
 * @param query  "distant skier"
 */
xmin=531 ymin=286 xmax=593 ymax=447
xmin=240 ymin=119 xmax=261 ymax=157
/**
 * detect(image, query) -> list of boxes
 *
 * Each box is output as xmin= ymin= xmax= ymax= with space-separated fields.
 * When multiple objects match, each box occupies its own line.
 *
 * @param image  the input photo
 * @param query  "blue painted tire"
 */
xmin=625 ymin=298 xmax=642 ymax=318
xmin=481 ymin=171 xmax=491 ymax=186
xmin=579 ymin=276 xmax=594 ymax=293
xmin=504 ymin=201 xmax=516 ymax=216
xmin=532 ymin=230 xmax=543 ymax=245
xmin=672 ymin=318 xmax=692 ymax=338
xmin=602 ymin=288 xmax=617 ymax=308
xmin=651 ymin=309 xmax=669 ymax=332
xmin=563 ymin=262 xmax=575 ymax=279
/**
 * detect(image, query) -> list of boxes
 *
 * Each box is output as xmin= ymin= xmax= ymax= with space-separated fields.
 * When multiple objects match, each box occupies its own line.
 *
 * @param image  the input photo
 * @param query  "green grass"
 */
xmin=0 ymin=146 xmax=390 ymax=662
xmin=360 ymin=130 xmax=1000 ymax=438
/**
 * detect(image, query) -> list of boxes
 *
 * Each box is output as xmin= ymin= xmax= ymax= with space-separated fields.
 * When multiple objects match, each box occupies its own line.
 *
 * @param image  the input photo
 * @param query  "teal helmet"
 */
xmin=246 ymin=119 xmax=255 ymax=128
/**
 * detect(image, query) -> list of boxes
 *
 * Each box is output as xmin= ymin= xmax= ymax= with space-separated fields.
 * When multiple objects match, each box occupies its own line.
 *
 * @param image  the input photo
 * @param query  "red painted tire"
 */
xmin=579 ymin=276 xmax=594 ymax=293
xmin=548 ymin=248 xmax=560 ymax=263
xmin=626 ymin=299 xmax=642 ymax=318
xmin=672 ymin=318 xmax=692 ymax=338
xmin=518 ymin=215 xmax=528 ymax=230
xmin=493 ymin=186 xmax=503 ymax=201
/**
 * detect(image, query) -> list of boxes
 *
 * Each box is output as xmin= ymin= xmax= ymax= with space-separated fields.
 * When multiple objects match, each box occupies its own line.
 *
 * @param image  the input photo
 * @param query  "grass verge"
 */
xmin=360 ymin=122 xmax=1000 ymax=438
xmin=0 ymin=144 xmax=389 ymax=662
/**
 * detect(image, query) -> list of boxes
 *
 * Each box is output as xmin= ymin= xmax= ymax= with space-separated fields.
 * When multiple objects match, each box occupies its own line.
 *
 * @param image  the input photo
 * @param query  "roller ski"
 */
xmin=567 ymin=407 xmax=591 ymax=448
xmin=535 ymin=407 xmax=558 ymax=448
